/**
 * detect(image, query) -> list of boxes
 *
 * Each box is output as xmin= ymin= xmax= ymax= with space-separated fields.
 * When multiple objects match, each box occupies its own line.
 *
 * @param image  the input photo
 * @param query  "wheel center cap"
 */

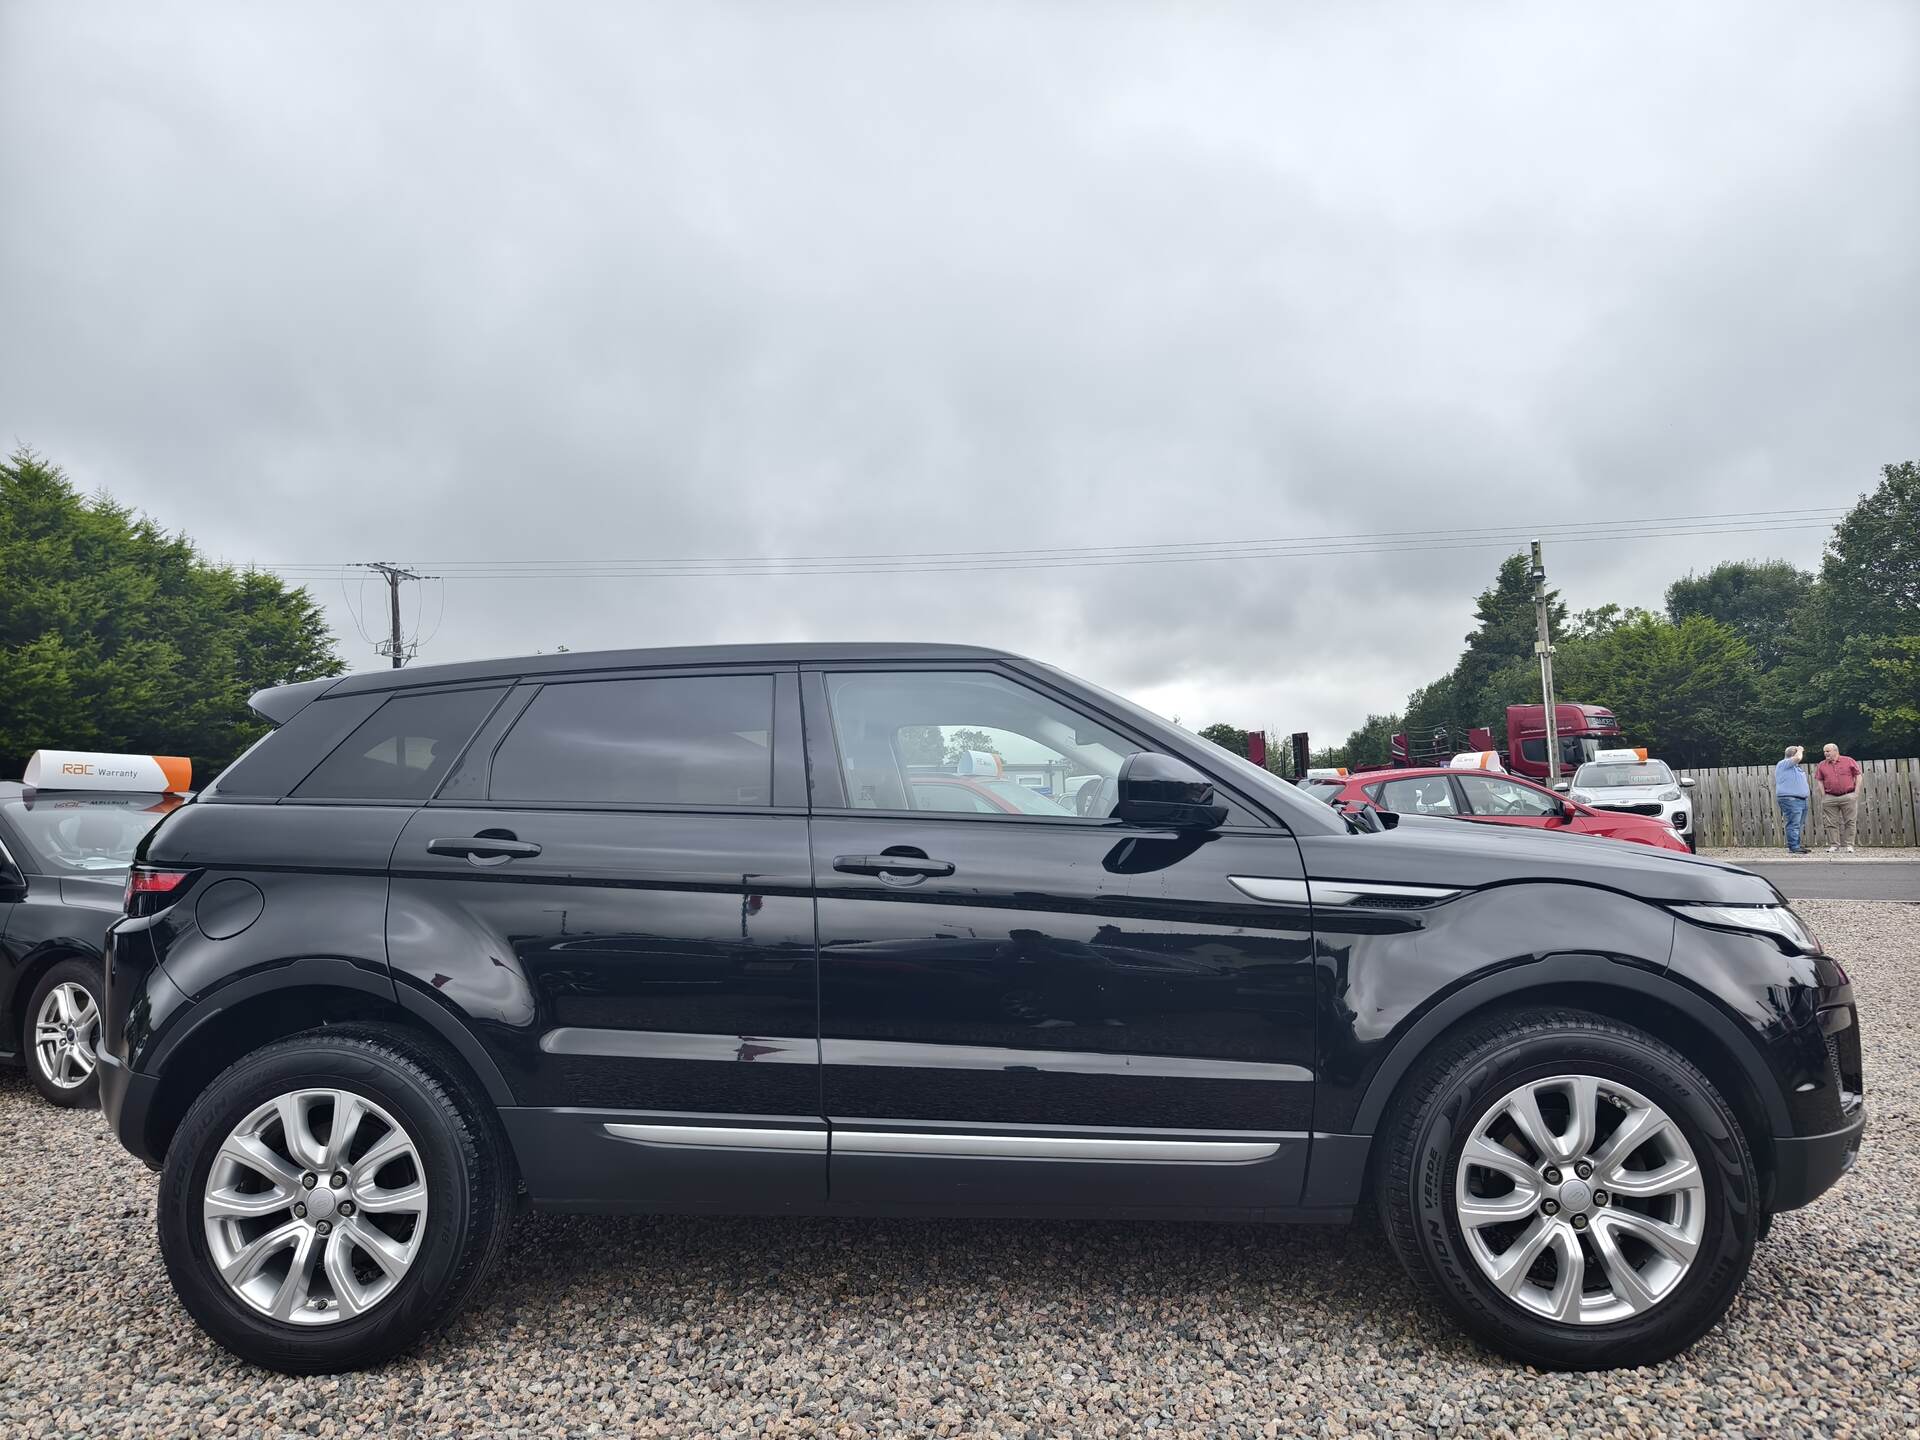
xmin=1556 ymin=1177 xmax=1594 ymax=1213
xmin=305 ymin=1186 xmax=338 ymax=1221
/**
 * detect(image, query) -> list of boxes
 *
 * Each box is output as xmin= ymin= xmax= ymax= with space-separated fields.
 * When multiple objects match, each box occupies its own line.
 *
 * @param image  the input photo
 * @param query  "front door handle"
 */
xmin=428 ymin=833 xmax=543 ymax=865
xmin=833 ymin=853 xmax=955 ymax=880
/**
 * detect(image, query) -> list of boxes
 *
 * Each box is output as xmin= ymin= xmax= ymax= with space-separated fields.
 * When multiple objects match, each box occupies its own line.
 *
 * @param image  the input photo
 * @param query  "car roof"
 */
xmin=255 ymin=642 xmax=1031 ymax=721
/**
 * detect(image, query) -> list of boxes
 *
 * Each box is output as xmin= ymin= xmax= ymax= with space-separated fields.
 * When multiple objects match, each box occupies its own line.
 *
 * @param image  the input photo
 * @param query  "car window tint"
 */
xmin=1455 ymin=774 xmax=1560 ymax=817
xmin=293 ymin=688 xmax=505 ymax=801
xmin=1375 ymin=776 xmax=1457 ymax=815
xmin=489 ymin=675 xmax=774 ymax=807
xmin=825 ymin=670 xmax=1142 ymax=819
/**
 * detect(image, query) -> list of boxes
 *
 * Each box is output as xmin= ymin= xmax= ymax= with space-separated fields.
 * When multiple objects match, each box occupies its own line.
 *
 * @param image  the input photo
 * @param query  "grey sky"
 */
xmin=4 ymin=3 xmax=1916 ymax=744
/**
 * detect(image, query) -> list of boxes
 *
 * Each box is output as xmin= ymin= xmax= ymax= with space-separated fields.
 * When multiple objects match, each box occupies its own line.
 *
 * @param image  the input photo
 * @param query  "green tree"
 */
xmin=1196 ymin=723 xmax=1249 ymax=757
xmin=1552 ymin=614 xmax=1761 ymax=767
xmin=1770 ymin=461 xmax=1920 ymax=755
xmin=1665 ymin=560 xmax=1813 ymax=671
xmin=0 ymin=450 xmax=344 ymax=777
xmin=1335 ymin=712 xmax=1401 ymax=768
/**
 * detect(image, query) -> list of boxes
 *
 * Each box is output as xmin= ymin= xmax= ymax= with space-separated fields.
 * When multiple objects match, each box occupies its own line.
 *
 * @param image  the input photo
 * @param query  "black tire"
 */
xmin=157 ymin=1025 xmax=513 ymax=1373
xmin=1375 ymin=1008 xmax=1758 ymax=1370
xmin=22 ymin=957 xmax=104 ymax=1108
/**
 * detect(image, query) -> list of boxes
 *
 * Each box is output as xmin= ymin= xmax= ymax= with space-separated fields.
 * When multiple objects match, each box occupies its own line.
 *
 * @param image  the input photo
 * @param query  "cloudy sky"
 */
xmin=4 ymin=3 xmax=1916 ymax=743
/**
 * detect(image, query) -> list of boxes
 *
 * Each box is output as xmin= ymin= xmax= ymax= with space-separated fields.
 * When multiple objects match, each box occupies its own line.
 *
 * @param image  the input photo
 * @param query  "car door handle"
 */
xmin=428 ymin=834 xmax=543 ymax=864
xmin=832 ymin=853 xmax=955 ymax=879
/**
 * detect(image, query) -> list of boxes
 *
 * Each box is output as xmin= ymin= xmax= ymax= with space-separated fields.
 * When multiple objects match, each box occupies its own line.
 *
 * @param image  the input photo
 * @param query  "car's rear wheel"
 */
xmin=24 ymin=957 xmax=104 ymax=1108
xmin=1376 ymin=1008 xmax=1758 ymax=1370
xmin=157 ymin=1026 xmax=513 ymax=1373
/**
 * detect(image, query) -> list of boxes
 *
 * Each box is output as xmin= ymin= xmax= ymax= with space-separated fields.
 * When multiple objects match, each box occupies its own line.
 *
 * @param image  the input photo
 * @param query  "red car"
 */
xmin=1301 ymin=766 xmax=1691 ymax=853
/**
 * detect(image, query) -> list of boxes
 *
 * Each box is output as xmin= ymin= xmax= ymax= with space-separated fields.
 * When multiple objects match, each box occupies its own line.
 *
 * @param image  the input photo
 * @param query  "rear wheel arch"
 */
xmin=143 ymin=967 xmax=516 ymax=1164
xmin=1349 ymin=959 xmax=1784 ymax=1178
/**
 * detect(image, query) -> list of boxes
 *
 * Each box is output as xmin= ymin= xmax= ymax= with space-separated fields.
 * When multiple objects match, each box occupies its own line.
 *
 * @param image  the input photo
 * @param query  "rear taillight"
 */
xmin=124 ymin=867 xmax=194 ymax=917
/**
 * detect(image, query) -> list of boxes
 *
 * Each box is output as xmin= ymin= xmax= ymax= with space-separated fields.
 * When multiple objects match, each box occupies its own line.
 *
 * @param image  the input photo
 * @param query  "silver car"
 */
xmin=1564 ymin=753 xmax=1696 ymax=851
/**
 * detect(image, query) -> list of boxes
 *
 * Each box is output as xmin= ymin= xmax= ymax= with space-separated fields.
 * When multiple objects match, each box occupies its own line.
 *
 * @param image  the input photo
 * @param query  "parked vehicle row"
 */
xmin=1 ymin=757 xmax=188 ymax=1107
xmin=90 ymin=645 xmax=1862 ymax=1376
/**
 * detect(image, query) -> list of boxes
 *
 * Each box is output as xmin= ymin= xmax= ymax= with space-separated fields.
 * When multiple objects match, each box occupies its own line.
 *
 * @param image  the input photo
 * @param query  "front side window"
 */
xmin=489 ymin=675 xmax=774 ymax=807
xmin=294 ymin=688 xmax=504 ymax=801
xmin=1372 ymin=776 xmax=1458 ymax=815
xmin=825 ymin=671 xmax=1142 ymax=819
xmin=1454 ymin=774 xmax=1561 ymax=817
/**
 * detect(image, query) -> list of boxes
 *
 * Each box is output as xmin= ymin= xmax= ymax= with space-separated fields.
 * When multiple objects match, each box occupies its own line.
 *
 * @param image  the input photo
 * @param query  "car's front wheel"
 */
xmin=1376 ymin=1008 xmax=1758 ymax=1370
xmin=157 ymin=1026 xmax=513 ymax=1373
xmin=24 ymin=957 xmax=104 ymax=1108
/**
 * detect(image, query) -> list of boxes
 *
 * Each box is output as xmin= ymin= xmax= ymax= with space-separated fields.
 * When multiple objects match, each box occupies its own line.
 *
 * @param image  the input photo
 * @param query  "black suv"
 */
xmin=98 ymin=645 xmax=1864 ymax=1374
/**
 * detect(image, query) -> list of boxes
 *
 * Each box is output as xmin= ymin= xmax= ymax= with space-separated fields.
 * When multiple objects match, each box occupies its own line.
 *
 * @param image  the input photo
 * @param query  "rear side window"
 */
xmin=292 ymin=688 xmax=504 ymax=802
xmin=488 ymin=675 xmax=774 ymax=807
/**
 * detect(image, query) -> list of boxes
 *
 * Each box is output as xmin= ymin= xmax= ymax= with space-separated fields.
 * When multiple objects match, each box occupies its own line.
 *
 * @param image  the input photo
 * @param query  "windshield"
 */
xmin=1572 ymin=760 xmax=1674 ymax=789
xmin=2 ymin=794 xmax=180 ymax=872
xmin=1300 ymin=780 xmax=1346 ymax=805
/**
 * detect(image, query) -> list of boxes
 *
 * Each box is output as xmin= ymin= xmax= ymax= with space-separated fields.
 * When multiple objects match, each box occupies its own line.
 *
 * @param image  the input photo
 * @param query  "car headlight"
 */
xmin=1570 ymin=790 xmax=1592 ymax=803
xmin=1674 ymin=903 xmax=1822 ymax=955
xmin=1655 ymin=787 xmax=1682 ymax=803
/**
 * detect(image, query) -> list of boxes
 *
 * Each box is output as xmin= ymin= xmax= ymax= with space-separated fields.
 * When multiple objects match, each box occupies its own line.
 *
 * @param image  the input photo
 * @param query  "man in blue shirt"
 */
xmin=1774 ymin=745 xmax=1810 ymax=854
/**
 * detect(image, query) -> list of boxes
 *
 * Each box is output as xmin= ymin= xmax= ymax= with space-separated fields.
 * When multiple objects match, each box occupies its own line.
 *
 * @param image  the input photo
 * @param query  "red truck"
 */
xmin=1385 ymin=703 xmax=1626 ymax=784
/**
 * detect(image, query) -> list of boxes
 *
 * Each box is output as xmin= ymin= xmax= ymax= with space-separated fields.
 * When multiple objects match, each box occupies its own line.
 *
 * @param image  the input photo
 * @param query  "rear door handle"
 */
xmin=428 ymin=834 xmax=543 ymax=864
xmin=833 ymin=853 xmax=955 ymax=879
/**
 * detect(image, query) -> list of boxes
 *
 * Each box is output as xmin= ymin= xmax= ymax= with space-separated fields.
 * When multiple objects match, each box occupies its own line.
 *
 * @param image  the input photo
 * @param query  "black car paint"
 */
xmin=98 ymin=644 xmax=1863 ymax=1225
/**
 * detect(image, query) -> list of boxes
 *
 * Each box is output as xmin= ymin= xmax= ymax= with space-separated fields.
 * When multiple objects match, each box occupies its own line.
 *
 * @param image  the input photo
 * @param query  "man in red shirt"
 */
xmin=1814 ymin=743 xmax=1863 ymax=852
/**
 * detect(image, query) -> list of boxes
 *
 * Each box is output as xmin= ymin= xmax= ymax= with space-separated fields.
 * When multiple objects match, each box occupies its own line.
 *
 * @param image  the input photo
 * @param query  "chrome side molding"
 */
xmin=833 ymin=1131 xmax=1280 ymax=1164
xmin=604 ymin=1123 xmax=827 ymax=1152
xmin=1229 ymin=875 xmax=1461 ymax=907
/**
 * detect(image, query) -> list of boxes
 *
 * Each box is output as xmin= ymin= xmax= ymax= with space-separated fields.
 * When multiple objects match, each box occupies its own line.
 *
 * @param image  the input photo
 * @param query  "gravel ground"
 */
xmin=1705 ymin=847 xmax=1920 ymax=864
xmin=3 ymin=899 xmax=1916 ymax=1438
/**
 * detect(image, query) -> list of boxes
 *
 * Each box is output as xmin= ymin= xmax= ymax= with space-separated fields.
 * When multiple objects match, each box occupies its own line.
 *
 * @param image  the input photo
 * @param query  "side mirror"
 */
xmin=0 ymin=852 xmax=26 ymax=903
xmin=1114 ymin=752 xmax=1228 ymax=830
xmin=1680 ymin=776 xmax=1696 ymax=789
xmin=1552 ymin=780 xmax=1571 ymax=793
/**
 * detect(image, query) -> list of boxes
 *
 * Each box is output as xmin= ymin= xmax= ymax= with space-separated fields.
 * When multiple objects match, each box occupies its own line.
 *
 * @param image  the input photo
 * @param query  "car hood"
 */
xmin=1574 ymin=785 xmax=1681 ymax=803
xmin=1340 ymin=813 xmax=1776 ymax=904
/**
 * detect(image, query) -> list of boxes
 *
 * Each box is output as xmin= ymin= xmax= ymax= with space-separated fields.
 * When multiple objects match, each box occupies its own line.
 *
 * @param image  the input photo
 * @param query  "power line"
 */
xmin=265 ymin=516 xmax=1841 ymax=583
xmin=260 ymin=505 xmax=1844 ymax=576
xmin=361 ymin=562 xmax=437 ymax=668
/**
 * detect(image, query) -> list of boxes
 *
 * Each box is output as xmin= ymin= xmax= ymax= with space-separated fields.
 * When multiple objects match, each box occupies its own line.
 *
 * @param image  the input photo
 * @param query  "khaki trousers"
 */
xmin=1820 ymin=789 xmax=1858 ymax=848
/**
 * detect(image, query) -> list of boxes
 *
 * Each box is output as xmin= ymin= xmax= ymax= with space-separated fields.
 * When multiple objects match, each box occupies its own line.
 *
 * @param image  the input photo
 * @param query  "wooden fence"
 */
xmin=1677 ymin=757 xmax=1920 ymax=849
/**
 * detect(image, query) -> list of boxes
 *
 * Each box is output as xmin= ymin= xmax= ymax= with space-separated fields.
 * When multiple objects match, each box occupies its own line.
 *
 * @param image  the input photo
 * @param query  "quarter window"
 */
xmin=824 ymin=671 xmax=1140 ymax=819
xmin=488 ymin=675 xmax=775 ymax=807
xmin=293 ymin=688 xmax=505 ymax=801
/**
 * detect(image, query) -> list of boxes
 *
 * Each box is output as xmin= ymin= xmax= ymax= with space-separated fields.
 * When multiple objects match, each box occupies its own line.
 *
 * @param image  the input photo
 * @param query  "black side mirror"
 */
xmin=1113 ymin=752 xmax=1228 ymax=830
xmin=0 ymin=851 xmax=27 ymax=903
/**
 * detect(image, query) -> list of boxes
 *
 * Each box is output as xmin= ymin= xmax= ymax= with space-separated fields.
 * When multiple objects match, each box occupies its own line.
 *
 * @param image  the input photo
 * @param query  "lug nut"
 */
xmin=1572 ymin=1213 xmax=1589 ymax=1230
xmin=1593 ymin=1191 xmax=1608 ymax=1207
xmin=1575 ymin=1161 xmax=1593 ymax=1180
xmin=293 ymin=1202 xmax=307 ymax=1218
xmin=316 ymin=1220 xmax=331 ymax=1236
xmin=1542 ymin=1199 xmax=1560 ymax=1216
xmin=339 ymin=1201 xmax=356 ymax=1217
xmin=302 ymin=1173 xmax=318 ymax=1190
xmin=1543 ymin=1166 xmax=1562 ymax=1185
xmin=331 ymin=1172 xmax=347 ymax=1188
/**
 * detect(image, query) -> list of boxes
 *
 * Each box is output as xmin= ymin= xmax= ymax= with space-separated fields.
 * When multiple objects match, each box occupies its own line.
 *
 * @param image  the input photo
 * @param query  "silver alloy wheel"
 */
xmin=1454 ymin=1074 xmax=1706 ymax=1324
xmin=203 ymin=1089 xmax=429 ymax=1325
xmin=33 ymin=981 xmax=99 ymax=1089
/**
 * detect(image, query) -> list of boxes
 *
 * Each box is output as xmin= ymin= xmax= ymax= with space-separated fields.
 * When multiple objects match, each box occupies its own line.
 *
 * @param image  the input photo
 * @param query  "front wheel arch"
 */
xmin=1346 ymin=961 xmax=1784 ymax=1182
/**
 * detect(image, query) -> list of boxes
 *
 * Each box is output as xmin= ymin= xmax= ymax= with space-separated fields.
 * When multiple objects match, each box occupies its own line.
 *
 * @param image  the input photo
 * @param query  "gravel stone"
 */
xmin=3 ymin=898 xmax=1915 ymax=1437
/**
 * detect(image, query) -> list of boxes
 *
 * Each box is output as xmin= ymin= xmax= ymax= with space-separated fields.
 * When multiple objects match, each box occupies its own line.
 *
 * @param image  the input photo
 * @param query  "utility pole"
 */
xmin=1530 ymin=540 xmax=1561 ymax=786
xmin=364 ymin=562 xmax=427 ymax=668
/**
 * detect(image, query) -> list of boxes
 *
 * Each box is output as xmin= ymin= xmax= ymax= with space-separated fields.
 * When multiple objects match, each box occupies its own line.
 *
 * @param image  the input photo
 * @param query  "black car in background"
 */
xmin=2 ymin=776 xmax=184 ymax=1106
xmin=97 ymin=645 xmax=1864 ymax=1374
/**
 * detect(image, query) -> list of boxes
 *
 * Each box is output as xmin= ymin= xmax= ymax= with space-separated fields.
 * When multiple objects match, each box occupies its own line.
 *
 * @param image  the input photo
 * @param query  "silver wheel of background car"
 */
xmin=33 ymin=981 xmax=99 ymax=1090
xmin=203 ymin=1089 xmax=429 ymax=1325
xmin=1454 ymin=1074 xmax=1706 ymax=1324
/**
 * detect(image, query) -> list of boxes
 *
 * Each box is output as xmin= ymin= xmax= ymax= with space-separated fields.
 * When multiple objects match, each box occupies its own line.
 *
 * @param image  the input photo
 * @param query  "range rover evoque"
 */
xmin=97 ymin=645 xmax=1865 ymax=1374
